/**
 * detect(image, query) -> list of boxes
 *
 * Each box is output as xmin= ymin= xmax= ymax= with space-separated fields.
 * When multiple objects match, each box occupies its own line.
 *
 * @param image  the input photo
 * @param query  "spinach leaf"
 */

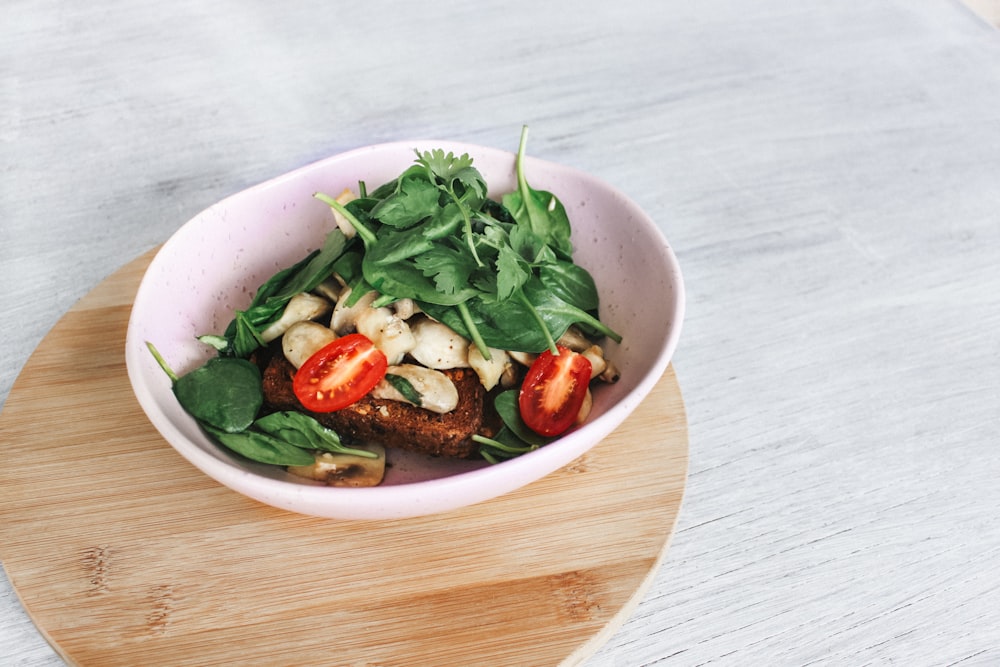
xmin=147 ymin=343 xmax=368 ymax=467
xmin=202 ymin=424 xmax=315 ymax=466
xmin=254 ymin=411 xmax=377 ymax=458
xmin=473 ymin=390 xmax=555 ymax=462
xmin=267 ymin=228 xmax=349 ymax=301
xmin=474 ymin=427 xmax=541 ymax=464
xmin=539 ymin=260 xmax=600 ymax=312
xmin=216 ymin=227 xmax=350 ymax=358
xmin=524 ymin=278 xmax=622 ymax=343
xmin=420 ymin=295 xmax=551 ymax=353
xmin=366 ymin=226 xmax=434 ymax=264
xmin=384 ymin=373 xmax=422 ymax=406
xmin=501 ymin=126 xmax=573 ymax=259
xmin=493 ymin=390 xmax=549 ymax=447
xmin=421 ymin=201 xmax=465 ymax=240
xmin=172 ymin=357 xmax=263 ymax=433
xmin=369 ymin=175 xmax=440 ymax=228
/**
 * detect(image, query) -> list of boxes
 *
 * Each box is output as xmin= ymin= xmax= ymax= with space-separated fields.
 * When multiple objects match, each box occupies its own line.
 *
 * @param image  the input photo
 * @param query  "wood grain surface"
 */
xmin=0 ymin=252 xmax=688 ymax=666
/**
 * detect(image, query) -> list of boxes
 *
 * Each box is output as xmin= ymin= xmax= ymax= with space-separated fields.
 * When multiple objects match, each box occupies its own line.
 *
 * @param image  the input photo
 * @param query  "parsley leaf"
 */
xmin=495 ymin=244 xmax=531 ymax=301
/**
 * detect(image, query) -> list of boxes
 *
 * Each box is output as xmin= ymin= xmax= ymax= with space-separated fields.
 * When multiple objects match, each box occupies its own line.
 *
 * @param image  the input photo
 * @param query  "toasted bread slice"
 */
xmin=261 ymin=353 xmax=501 ymax=459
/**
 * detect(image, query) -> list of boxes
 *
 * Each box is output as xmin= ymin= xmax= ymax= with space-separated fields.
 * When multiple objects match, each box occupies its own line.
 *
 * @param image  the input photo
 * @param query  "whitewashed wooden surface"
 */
xmin=4 ymin=1 xmax=1000 ymax=664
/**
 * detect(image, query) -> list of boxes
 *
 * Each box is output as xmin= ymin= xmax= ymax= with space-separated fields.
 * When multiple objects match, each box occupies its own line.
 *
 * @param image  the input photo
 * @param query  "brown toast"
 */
xmin=260 ymin=352 xmax=502 ymax=459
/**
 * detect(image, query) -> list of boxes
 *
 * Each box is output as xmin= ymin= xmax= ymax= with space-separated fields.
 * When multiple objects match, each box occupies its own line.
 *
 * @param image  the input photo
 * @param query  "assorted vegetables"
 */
xmin=148 ymin=126 xmax=621 ymax=483
xmin=292 ymin=333 xmax=388 ymax=413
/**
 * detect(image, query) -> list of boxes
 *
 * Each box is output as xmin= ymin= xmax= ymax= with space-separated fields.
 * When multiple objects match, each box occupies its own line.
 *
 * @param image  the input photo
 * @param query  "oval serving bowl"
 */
xmin=125 ymin=140 xmax=684 ymax=520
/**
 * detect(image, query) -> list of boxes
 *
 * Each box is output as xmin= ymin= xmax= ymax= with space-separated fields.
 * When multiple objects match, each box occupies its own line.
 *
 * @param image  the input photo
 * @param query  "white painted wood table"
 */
xmin=3 ymin=1 xmax=1000 ymax=664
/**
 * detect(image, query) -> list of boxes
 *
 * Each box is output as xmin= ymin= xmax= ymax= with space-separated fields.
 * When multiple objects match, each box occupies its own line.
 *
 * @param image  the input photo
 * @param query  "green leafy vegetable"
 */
xmin=154 ymin=125 xmax=621 ymax=469
xmin=501 ymin=126 xmax=573 ymax=259
xmin=314 ymin=124 xmax=620 ymax=360
xmin=147 ymin=342 xmax=263 ymax=433
xmin=254 ymin=411 xmax=377 ymax=458
xmin=473 ymin=390 xmax=551 ymax=462
xmin=210 ymin=227 xmax=350 ymax=358
xmin=203 ymin=424 xmax=316 ymax=466
xmin=384 ymin=373 xmax=423 ymax=406
xmin=146 ymin=342 xmax=371 ymax=467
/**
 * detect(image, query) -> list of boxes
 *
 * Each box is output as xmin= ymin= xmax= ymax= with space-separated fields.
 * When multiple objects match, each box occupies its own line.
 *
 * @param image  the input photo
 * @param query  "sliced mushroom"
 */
xmin=355 ymin=306 xmax=416 ymax=365
xmin=468 ymin=345 xmax=510 ymax=391
xmin=259 ymin=292 xmax=333 ymax=343
xmin=580 ymin=344 xmax=608 ymax=378
xmin=392 ymin=298 xmax=419 ymax=320
xmin=287 ymin=443 xmax=386 ymax=487
xmin=328 ymin=188 xmax=358 ymax=239
xmin=312 ymin=277 xmax=342 ymax=303
xmin=499 ymin=363 xmax=520 ymax=389
xmin=282 ymin=321 xmax=338 ymax=369
xmin=574 ymin=388 xmax=593 ymax=425
xmin=408 ymin=318 xmax=470 ymax=370
xmin=330 ymin=288 xmax=377 ymax=335
xmin=557 ymin=326 xmax=592 ymax=352
xmin=508 ymin=350 xmax=537 ymax=367
xmin=599 ymin=358 xmax=621 ymax=383
xmin=371 ymin=364 xmax=459 ymax=414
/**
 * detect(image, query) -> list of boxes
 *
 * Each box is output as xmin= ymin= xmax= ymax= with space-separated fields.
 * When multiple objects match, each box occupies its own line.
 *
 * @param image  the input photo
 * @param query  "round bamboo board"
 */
xmin=0 ymin=249 xmax=688 ymax=667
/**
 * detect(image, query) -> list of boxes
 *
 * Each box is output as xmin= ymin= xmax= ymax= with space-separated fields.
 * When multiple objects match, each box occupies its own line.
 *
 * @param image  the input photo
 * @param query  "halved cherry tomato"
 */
xmin=519 ymin=345 xmax=593 ymax=437
xmin=293 ymin=333 xmax=387 ymax=412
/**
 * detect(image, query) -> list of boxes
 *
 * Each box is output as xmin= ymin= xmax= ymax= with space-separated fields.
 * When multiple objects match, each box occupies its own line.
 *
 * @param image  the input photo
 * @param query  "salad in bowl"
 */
xmin=126 ymin=127 xmax=683 ymax=519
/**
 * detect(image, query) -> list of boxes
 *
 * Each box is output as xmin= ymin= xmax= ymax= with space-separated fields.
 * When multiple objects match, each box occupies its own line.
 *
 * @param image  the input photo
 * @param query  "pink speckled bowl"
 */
xmin=125 ymin=140 xmax=684 ymax=520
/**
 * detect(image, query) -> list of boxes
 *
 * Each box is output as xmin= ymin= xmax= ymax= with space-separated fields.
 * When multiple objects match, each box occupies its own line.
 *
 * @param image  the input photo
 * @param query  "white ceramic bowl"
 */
xmin=125 ymin=140 xmax=684 ymax=520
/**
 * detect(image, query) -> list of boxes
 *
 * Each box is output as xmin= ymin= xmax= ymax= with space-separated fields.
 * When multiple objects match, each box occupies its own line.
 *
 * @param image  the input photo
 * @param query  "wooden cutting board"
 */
xmin=0 ymin=249 xmax=689 ymax=667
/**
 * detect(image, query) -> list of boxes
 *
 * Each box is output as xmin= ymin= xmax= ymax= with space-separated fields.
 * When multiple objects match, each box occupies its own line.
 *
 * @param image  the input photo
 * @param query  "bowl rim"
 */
xmin=125 ymin=139 xmax=685 ymax=519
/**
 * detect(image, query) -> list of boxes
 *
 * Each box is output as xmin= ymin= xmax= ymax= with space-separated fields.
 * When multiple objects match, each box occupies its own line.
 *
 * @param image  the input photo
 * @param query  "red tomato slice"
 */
xmin=293 ymin=333 xmax=388 ymax=412
xmin=519 ymin=345 xmax=593 ymax=437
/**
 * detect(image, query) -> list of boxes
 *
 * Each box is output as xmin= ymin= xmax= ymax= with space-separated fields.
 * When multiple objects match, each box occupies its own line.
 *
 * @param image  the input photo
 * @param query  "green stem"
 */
xmin=456 ymin=301 xmax=491 ymax=361
xmin=448 ymin=187 xmax=484 ymax=268
xmin=514 ymin=125 xmax=546 ymax=236
xmin=314 ymin=193 xmax=378 ymax=248
xmin=573 ymin=310 xmax=623 ymax=344
xmin=516 ymin=291 xmax=558 ymax=355
xmin=472 ymin=433 xmax=537 ymax=454
xmin=146 ymin=341 xmax=179 ymax=384
xmin=331 ymin=444 xmax=381 ymax=459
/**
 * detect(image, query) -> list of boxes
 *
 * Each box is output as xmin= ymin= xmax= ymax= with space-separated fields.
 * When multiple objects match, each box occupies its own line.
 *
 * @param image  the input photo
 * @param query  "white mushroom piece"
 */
xmin=408 ymin=318 xmax=470 ymax=370
xmin=559 ymin=326 xmax=620 ymax=383
xmin=330 ymin=288 xmax=378 ymax=335
xmin=507 ymin=350 xmax=537 ymax=367
xmin=467 ymin=345 xmax=511 ymax=391
xmin=259 ymin=292 xmax=333 ymax=343
xmin=355 ymin=306 xmax=416 ymax=366
xmin=392 ymin=298 xmax=419 ymax=320
xmin=311 ymin=277 xmax=342 ymax=303
xmin=287 ymin=443 xmax=386 ymax=487
xmin=331 ymin=288 xmax=417 ymax=365
xmin=580 ymin=345 xmax=620 ymax=383
xmin=557 ymin=326 xmax=592 ymax=353
xmin=370 ymin=364 xmax=459 ymax=414
xmin=574 ymin=388 xmax=593 ymax=426
xmin=326 ymin=188 xmax=359 ymax=239
xmin=281 ymin=321 xmax=338 ymax=369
